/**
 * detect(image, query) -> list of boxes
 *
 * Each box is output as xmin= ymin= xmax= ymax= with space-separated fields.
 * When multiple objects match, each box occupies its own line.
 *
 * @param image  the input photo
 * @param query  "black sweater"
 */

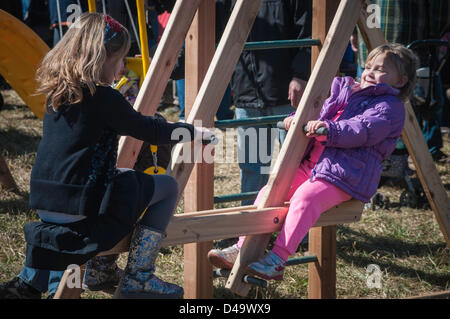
xmin=29 ymin=85 xmax=194 ymax=217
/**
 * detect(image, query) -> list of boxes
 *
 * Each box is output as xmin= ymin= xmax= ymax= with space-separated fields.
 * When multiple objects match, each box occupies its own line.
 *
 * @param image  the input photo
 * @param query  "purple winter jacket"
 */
xmin=305 ymin=76 xmax=405 ymax=203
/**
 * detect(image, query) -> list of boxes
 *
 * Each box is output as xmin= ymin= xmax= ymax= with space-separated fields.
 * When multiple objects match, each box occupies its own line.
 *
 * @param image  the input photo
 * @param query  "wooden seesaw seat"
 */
xmin=53 ymin=199 xmax=363 ymax=298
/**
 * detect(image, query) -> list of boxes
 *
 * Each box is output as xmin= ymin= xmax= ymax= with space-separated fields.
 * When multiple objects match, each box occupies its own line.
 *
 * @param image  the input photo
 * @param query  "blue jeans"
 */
xmin=17 ymin=212 xmax=84 ymax=294
xmin=177 ymin=79 xmax=234 ymax=121
xmin=176 ymin=79 xmax=185 ymax=119
xmin=235 ymin=105 xmax=295 ymax=205
xmin=18 ymin=268 xmax=64 ymax=294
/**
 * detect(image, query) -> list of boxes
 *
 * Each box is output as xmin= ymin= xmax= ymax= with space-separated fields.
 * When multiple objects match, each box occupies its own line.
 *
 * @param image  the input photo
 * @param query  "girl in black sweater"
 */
xmin=0 ymin=13 xmax=210 ymax=299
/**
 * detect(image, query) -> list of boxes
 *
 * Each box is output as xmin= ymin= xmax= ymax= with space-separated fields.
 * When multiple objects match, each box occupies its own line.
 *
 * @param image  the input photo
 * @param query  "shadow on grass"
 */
xmin=0 ymin=196 xmax=30 ymax=215
xmin=337 ymin=225 xmax=449 ymax=288
xmin=1 ymin=104 xmax=21 ymax=111
xmin=1 ymin=101 xmax=39 ymax=118
xmin=0 ymin=127 xmax=40 ymax=157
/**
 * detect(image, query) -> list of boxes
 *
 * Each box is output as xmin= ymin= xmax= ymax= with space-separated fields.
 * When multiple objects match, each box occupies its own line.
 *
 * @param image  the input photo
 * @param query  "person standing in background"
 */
xmin=216 ymin=0 xmax=312 ymax=205
xmin=352 ymin=0 xmax=450 ymax=163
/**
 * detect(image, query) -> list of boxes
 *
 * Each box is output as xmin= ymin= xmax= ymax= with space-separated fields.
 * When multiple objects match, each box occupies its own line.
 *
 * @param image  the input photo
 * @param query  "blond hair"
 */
xmin=366 ymin=43 xmax=419 ymax=100
xmin=36 ymin=12 xmax=130 ymax=112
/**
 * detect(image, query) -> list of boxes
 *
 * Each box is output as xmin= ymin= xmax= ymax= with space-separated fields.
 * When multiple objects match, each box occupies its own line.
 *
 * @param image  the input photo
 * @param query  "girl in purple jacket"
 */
xmin=208 ymin=43 xmax=419 ymax=281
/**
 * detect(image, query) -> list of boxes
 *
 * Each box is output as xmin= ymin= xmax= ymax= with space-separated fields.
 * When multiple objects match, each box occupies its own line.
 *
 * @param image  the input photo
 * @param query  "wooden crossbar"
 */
xmin=98 ymin=200 xmax=363 ymax=256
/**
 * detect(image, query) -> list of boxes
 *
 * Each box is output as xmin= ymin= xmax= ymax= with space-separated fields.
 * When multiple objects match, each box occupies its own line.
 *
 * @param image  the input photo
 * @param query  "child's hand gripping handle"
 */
xmin=302 ymin=125 xmax=328 ymax=136
xmin=276 ymin=121 xmax=287 ymax=130
xmin=276 ymin=121 xmax=328 ymax=136
xmin=194 ymin=127 xmax=218 ymax=145
xmin=202 ymin=135 xmax=218 ymax=145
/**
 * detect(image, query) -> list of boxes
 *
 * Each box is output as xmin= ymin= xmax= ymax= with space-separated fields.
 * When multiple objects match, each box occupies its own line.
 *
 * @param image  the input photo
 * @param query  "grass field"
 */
xmin=0 ymin=88 xmax=449 ymax=299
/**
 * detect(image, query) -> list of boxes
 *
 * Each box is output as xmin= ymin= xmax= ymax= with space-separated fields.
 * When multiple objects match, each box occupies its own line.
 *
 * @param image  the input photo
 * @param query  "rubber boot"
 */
xmin=82 ymin=255 xmax=123 ymax=291
xmin=113 ymin=223 xmax=183 ymax=299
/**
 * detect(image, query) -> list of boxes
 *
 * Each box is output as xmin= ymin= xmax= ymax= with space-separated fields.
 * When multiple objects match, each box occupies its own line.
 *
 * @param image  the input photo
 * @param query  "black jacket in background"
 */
xmin=216 ymin=0 xmax=312 ymax=109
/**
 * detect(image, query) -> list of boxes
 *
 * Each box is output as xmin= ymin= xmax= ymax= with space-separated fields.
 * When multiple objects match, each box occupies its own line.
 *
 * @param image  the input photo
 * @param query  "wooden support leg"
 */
xmin=183 ymin=0 xmax=215 ymax=299
xmin=184 ymin=241 xmax=213 ymax=299
xmin=0 ymin=154 xmax=18 ymax=192
xmin=308 ymin=226 xmax=336 ymax=299
xmin=53 ymin=264 xmax=86 ymax=299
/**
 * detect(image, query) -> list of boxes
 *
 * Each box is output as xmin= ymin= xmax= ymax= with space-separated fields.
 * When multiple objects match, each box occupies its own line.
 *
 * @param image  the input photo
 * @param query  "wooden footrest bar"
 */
xmin=286 ymin=255 xmax=318 ymax=266
xmin=212 ymin=254 xmax=318 ymax=288
xmin=213 ymin=269 xmax=268 ymax=288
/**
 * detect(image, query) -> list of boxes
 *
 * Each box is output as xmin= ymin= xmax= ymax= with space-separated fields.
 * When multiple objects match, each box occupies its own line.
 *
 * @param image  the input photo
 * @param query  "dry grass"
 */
xmin=0 ymin=89 xmax=449 ymax=299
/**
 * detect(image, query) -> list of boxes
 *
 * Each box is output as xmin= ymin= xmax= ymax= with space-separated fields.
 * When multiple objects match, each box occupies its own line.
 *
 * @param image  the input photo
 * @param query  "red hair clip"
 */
xmin=105 ymin=15 xmax=122 ymax=33
xmin=104 ymin=15 xmax=122 ymax=43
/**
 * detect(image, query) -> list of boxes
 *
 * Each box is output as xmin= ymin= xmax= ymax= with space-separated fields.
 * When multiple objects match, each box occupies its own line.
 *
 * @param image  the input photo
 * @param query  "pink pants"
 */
xmin=237 ymin=161 xmax=351 ymax=261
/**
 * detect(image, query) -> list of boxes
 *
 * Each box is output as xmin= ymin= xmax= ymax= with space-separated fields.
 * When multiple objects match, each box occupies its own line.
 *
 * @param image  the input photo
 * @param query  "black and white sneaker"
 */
xmin=0 ymin=277 xmax=41 ymax=299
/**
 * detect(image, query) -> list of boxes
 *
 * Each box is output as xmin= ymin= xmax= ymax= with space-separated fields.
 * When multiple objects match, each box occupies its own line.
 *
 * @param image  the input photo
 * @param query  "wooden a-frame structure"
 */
xmin=0 ymin=154 xmax=17 ymax=192
xmin=54 ymin=0 xmax=450 ymax=299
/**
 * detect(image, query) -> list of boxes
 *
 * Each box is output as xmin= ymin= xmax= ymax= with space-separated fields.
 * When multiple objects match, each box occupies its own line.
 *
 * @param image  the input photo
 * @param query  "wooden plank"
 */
xmin=166 ymin=0 xmax=263 ymax=198
xmin=308 ymin=226 xmax=336 ymax=299
xmin=184 ymin=242 xmax=213 ymax=299
xmin=99 ymin=200 xmax=363 ymax=255
xmin=177 ymin=204 xmax=257 ymax=217
xmin=357 ymin=9 xmax=450 ymax=247
xmin=53 ymin=264 xmax=86 ymax=299
xmin=226 ymin=0 xmax=363 ymax=296
xmin=307 ymin=0 xmax=340 ymax=300
xmin=0 ymin=154 xmax=17 ymax=192
xmin=401 ymin=101 xmax=450 ymax=246
xmin=98 ymin=205 xmax=258 ymax=257
xmin=116 ymin=0 xmax=202 ymax=169
xmin=169 ymin=207 xmax=287 ymax=246
xmin=405 ymin=289 xmax=450 ymax=299
xmin=166 ymin=200 xmax=362 ymax=246
xmin=183 ymin=0 xmax=215 ymax=299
